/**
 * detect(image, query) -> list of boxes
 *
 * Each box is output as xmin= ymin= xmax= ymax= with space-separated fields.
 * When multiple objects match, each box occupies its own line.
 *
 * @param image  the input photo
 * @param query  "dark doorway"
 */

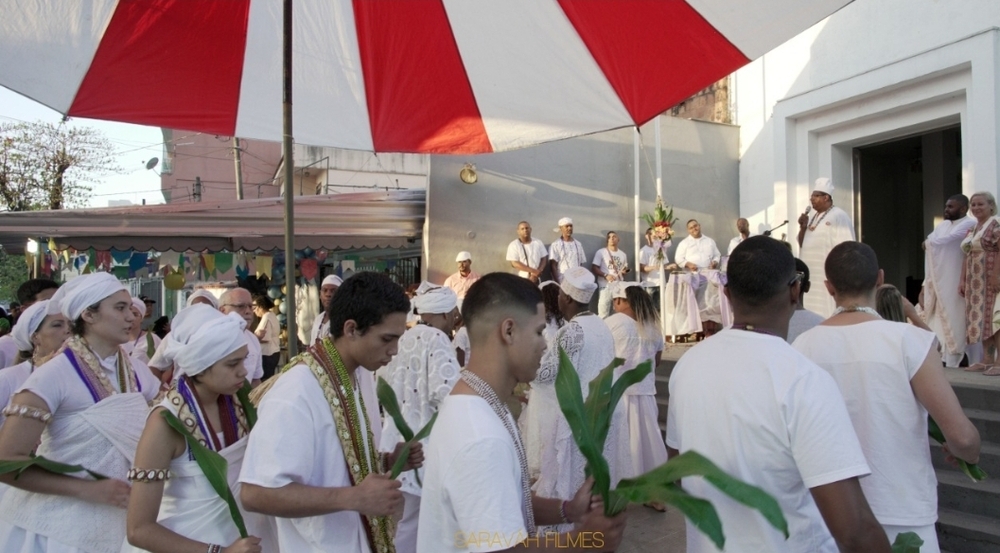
xmin=854 ymin=126 xmax=962 ymax=303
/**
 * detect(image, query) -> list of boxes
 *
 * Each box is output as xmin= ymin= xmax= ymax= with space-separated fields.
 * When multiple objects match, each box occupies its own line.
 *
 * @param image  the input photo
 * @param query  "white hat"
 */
xmin=160 ymin=304 xmax=248 ymax=377
xmin=608 ymin=280 xmax=639 ymax=300
xmin=322 ymin=274 xmax=343 ymax=287
xmin=812 ymin=177 xmax=834 ymax=195
xmin=186 ymin=289 xmax=220 ymax=309
xmin=131 ymin=297 xmax=147 ymax=318
xmin=455 ymin=251 xmax=472 ymax=262
xmin=11 ymin=300 xmax=50 ymax=352
xmin=560 ymin=266 xmax=597 ymax=304
xmin=412 ymin=281 xmax=458 ymax=315
xmin=538 ymin=280 xmax=559 ymax=291
xmin=48 ymin=272 xmax=126 ymax=321
xmin=558 ymin=217 xmax=573 ymax=227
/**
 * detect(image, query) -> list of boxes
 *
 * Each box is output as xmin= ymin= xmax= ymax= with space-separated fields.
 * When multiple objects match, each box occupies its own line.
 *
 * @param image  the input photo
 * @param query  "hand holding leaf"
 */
xmin=377 ymin=377 xmax=438 ymax=482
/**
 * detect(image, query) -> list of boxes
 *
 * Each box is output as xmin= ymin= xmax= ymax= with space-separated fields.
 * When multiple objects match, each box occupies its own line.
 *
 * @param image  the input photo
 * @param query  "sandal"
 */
xmin=644 ymin=501 xmax=667 ymax=512
xmin=983 ymin=366 xmax=1000 ymax=376
xmin=965 ymin=362 xmax=991 ymax=372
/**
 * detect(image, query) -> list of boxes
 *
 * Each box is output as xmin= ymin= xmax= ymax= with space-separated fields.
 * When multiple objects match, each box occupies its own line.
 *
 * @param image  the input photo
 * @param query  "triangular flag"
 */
xmin=129 ymin=252 xmax=148 ymax=275
xmin=203 ymin=253 xmax=216 ymax=276
xmin=159 ymin=251 xmax=180 ymax=271
xmin=111 ymin=248 xmax=132 ymax=264
xmin=215 ymin=252 xmax=233 ymax=274
xmin=255 ymin=255 xmax=272 ymax=280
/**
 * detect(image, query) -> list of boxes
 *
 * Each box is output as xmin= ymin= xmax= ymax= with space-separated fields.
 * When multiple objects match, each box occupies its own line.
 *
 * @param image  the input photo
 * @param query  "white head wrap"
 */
xmin=455 ymin=251 xmax=472 ymax=262
xmin=558 ymin=217 xmax=573 ymax=227
xmin=412 ymin=281 xmax=458 ymax=315
xmin=160 ymin=304 xmax=248 ymax=377
xmin=186 ymin=289 xmax=220 ymax=309
xmin=538 ymin=280 xmax=559 ymax=291
xmin=11 ymin=300 xmax=50 ymax=352
xmin=813 ymin=177 xmax=834 ymax=195
xmin=131 ymin=297 xmax=146 ymax=318
xmin=560 ymin=266 xmax=597 ymax=304
xmin=608 ymin=281 xmax=639 ymax=300
xmin=47 ymin=272 xmax=126 ymax=321
xmin=322 ymin=275 xmax=343 ymax=287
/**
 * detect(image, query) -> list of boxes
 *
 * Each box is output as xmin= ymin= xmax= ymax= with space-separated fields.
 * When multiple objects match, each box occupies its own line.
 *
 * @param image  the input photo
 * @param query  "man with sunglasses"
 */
xmin=220 ymin=287 xmax=264 ymax=387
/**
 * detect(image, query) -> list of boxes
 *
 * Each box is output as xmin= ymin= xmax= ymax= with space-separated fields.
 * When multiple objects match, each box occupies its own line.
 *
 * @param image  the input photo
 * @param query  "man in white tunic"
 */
xmin=666 ymin=236 xmax=890 ymax=553
xmin=417 ymin=272 xmax=626 ymax=553
xmin=310 ymin=274 xmax=343 ymax=344
xmin=0 ymin=279 xmax=58 ymax=369
xmin=797 ymin=178 xmax=855 ymax=317
xmin=921 ymin=195 xmax=977 ymax=367
xmin=794 ymin=241 xmax=981 ymax=549
xmin=549 ymin=217 xmax=587 ymax=283
xmin=506 ymin=221 xmax=548 ymax=283
xmin=675 ymin=219 xmax=720 ymax=271
xmin=240 ymin=272 xmax=422 ymax=553
xmin=378 ymin=283 xmax=461 ymax=553
xmin=639 ymin=227 xmax=675 ymax=306
xmin=592 ymin=231 xmax=630 ymax=318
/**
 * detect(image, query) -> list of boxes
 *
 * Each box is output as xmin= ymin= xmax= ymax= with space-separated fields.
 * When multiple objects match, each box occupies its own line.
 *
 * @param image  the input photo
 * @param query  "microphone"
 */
xmin=764 ymin=220 xmax=789 ymax=237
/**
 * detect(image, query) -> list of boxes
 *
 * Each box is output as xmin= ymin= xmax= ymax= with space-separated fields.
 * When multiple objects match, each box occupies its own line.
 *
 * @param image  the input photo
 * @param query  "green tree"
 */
xmin=0 ymin=251 xmax=28 ymax=303
xmin=0 ymin=121 xmax=118 ymax=211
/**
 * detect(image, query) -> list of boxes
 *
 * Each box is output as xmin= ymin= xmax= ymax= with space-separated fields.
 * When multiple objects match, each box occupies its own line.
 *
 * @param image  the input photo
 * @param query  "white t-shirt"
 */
xmin=0 ymin=336 xmax=18 ymax=369
xmin=605 ymin=314 xmax=662 ymax=395
xmin=452 ymin=326 xmax=470 ymax=367
xmin=638 ymin=244 xmax=670 ymax=286
xmin=417 ymin=394 xmax=527 ymax=553
xmin=786 ymin=309 xmax=825 ymax=344
xmin=240 ymin=363 xmax=381 ymax=553
xmin=255 ymin=312 xmax=280 ymax=356
xmin=549 ymin=239 xmax=587 ymax=282
xmin=666 ymin=330 xmax=870 ymax=553
xmin=728 ymin=235 xmax=749 ymax=255
xmin=793 ymin=321 xmax=939 ymax=526
xmin=122 ymin=331 xmax=162 ymax=367
xmin=0 ymin=361 xmax=32 ymax=426
xmin=243 ymin=329 xmax=264 ymax=381
xmin=310 ymin=312 xmax=329 ymax=345
xmin=505 ymin=239 xmax=547 ymax=278
xmin=592 ymin=248 xmax=628 ymax=287
xmin=675 ymin=235 xmax=721 ymax=269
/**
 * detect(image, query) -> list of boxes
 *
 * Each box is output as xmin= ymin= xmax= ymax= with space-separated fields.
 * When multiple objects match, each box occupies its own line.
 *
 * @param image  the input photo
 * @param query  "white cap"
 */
xmin=812 ymin=177 xmax=834 ymax=195
xmin=186 ymin=289 xmax=220 ymax=309
xmin=560 ymin=266 xmax=597 ymax=304
xmin=608 ymin=280 xmax=639 ymax=300
xmin=322 ymin=275 xmax=343 ymax=287
xmin=558 ymin=217 xmax=573 ymax=227
xmin=455 ymin=251 xmax=472 ymax=262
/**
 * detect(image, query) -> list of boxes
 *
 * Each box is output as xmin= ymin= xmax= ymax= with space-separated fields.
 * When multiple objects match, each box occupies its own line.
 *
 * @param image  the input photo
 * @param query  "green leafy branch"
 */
xmin=928 ymin=416 xmax=986 ymax=482
xmin=376 ymin=377 xmax=438 ymax=482
xmin=0 ymin=453 xmax=107 ymax=480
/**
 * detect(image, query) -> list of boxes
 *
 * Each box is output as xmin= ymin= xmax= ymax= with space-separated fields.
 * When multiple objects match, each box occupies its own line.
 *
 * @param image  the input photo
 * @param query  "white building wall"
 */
xmin=735 ymin=0 xmax=1000 ymax=243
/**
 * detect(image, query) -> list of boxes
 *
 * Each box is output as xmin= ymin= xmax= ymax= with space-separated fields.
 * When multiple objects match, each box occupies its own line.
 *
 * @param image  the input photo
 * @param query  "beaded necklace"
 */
xmin=315 ymin=339 xmax=378 ymax=476
xmin=179 ymin=376 xmax=240 ymax=452
xmin=831 ymin=305 xmax=881 ymax=318
xmin=807 ymin=209 xmax=830 ymax=231
xmin=460 ymin=371 xmax=536 ymax=536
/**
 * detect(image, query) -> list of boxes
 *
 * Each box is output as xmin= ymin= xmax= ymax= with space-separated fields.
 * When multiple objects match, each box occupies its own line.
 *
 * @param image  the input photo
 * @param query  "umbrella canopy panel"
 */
xmin=0 ymin=190 xmax=424 ymax=254
xmin=0 ymin=0 xmax=852 ymax=154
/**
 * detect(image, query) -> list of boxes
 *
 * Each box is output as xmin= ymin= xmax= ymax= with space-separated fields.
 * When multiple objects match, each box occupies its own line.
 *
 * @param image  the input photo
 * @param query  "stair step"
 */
xmin=951 ymin=376 xmax=1000 ymax=411
xmin=963 ymin=408 xmax=1000 ymax=443
xmin=937 ymin=468 xmax=1000 ymax=520
xmin=656 ymin=397 xmax=669 ymax=425
xmin=930 ymin=439 xmax=1000 ymax=476
xmin=937 ymin=507 xmax=1000 ymax=553
xmin=654 ymin=374 xmax=670 ymax=398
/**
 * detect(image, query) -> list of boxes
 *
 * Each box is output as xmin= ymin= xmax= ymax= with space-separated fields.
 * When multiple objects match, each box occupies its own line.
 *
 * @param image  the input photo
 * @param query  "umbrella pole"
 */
xmin=282 ymin=0 xmax=298 ymax=357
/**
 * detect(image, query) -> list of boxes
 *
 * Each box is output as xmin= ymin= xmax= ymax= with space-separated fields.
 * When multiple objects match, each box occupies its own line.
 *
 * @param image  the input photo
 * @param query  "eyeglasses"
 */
xmin=224 ymin=303 xmax=253 ymax=310
xmin=787 ymin=271 xmax=805 ymax=287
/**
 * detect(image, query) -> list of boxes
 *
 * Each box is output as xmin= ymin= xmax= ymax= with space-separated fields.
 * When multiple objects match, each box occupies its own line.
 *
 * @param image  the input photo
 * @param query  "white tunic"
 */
xmin=242 ymin=330 xmax=263 ymax=381
xmin=376 ymin=324 xmax=460 ymax=496
xmin=505 ymin=239 xmax=547 ymax=278
xmin=675 ymin=235 xmax=721 ymax=270
xmin=0 ymin=335 xmax=18 ymax=369
xmin=549 ymin=239 xmax=587 ymax=282
xmin=309 ymin=312 xmax=330 ymax=345
xmin=0 ymin=361 xmax=32 ymax=426
xmin=605 ymin=314 xmax=662 ymax=396
xmin=638 ymin=243 xmax=670 ymax=286
xmin=239 ymin=363 xmax=381 ymax=553
xmin=122 ymin=332 xmax=161 ymax=368
xmin=923 ymin=216 xmax=976 ymax=359
xmin=800 ymin=206 xmax=855 ymax=317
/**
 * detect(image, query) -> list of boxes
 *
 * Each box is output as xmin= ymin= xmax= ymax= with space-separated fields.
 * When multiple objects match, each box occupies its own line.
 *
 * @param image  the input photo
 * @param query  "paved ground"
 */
xmin=618 ymin=503 xmax=686 ymax=553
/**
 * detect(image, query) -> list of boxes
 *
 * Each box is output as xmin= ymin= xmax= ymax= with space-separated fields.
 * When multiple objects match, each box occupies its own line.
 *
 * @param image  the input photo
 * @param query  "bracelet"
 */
xmin=127 ymin=467 xmax=171 ymax=483
xmin=2 ymin=404 xmax=52 ymax=423
xmin=559 ymin=500 xmax=571 ymax=524
xmin=207 ymin=545 xmax=222 ymax=553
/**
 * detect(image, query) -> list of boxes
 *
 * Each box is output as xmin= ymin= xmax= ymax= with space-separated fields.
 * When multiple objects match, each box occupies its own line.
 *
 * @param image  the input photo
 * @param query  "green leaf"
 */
xmin=555 ymin=347 xmax=611 ymax=506
xmin=598 ymin=360 xmax=651 ymax=444
xmin=235 ymin=381 xmax=257 ymax=430
xmin=377 ymin=377 xmax=415 ymax=442
xmin=929 ymin=415 xmax=987 ymax=482
xmin=891 ymin=531 xmax=924 ymax=553
xmin=161 ymin=410 xmax=248 ymax=538
xmin=388 ymin=412 xmax=438 ymax=482
xmin=389 ymin=443 xmax=411 ymax=480
xmin=0 ymin=454 xmax=107 ymax=481
xmin=637 ymin=483 xmax=725 ymax=549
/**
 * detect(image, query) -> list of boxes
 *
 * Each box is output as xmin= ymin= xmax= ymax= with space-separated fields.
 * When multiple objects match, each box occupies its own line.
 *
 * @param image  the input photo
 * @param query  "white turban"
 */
xmin=160 ymin=304 xmax=248 ymax=377
xmin=538 ymin=280 xmax=559 ymax=291
xmin=11 ymin=300 xmax=50 ymax=352
xmin=131 ymin=297 xmax=146 ymax=318
xmin=322 ymin=275 xmax=343 ymax=287
xmin=48 ymin=272 xmax=126 ymax=321
xmin=813 ymin=177 xmax=834 ymax=195
xmin=558 ymin=217 xmax=573 ymax=227
xmin=560 ymin=266 xmax=597 ymax=304
xmin=186 ymin=289 xmax=220 ymax=309
xmin=412 ymin=281 xmax=458 ymax=315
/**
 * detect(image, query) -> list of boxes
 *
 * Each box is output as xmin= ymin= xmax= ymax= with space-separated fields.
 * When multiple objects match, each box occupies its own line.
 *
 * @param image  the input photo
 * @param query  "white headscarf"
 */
xmin=11 ymin=300 xmax=50 ymax=352
xmin=160 ymin=304 xmax=248 ymax=377
xmin=608 ymin=280 xmax=639 ymax=300
xmin=186 ymin=289 xmax=220 ymax=309
xmin=322 ymin=275 xmax=343 ymax=287
xmin=131 ymin=297 xmax=146 ymax=318
xmin=412 ymin=281 xmax=458 ymax=315
xmin=560 ymin=266 xmax=598 ymax=304
xmin=47 ymin=272 xmax=126 ymax=321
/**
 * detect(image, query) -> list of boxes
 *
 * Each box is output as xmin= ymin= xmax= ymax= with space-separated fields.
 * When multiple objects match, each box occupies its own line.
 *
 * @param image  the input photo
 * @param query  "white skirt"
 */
xmin=621 ymin=394 xmax=668 ymax=478
xmin=0 ymin=525 xmax=87 ymax=553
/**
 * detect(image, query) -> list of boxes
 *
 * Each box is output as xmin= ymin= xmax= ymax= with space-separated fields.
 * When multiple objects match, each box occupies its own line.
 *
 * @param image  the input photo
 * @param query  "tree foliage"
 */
xmin=0 ymin=121 xmax=118 ymax=212
xmin=0 ymin=251 xmax=28 ymax=303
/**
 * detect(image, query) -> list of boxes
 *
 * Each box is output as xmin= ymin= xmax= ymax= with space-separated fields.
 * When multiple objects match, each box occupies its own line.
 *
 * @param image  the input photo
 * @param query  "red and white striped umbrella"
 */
xmin=2 ymin=0 xmax=849 ymax=154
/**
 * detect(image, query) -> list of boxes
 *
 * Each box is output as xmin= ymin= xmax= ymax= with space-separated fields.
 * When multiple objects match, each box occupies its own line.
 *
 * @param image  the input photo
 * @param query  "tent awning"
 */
xmin=0 ymin=190 xmax=424 ymax=254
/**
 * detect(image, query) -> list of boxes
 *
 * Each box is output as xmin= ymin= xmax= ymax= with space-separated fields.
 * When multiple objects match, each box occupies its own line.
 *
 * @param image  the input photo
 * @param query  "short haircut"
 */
xmin=875 ymin=284 xmax=906 ymax=323
xmin=16 ymin=279 xmax=59 ymax=305
xmin=825 ymin=242 xmax=879 ymax=296
xmin=253 ymin=294 xmax=274 ymax=310
xmin=462 ymin=273 xmax=542 ymax=341
xmin=327 ymin=272 xmax=409 ymax=338
xmin=687 ymin=219 xmax=698 ymax=226
xmin=948 ymin=194 xmax=969 ymax=208
xmin=726 ymin=236 xmax=795 ymax=306
xmin=794 ymin=258 xmax=811 ymax=286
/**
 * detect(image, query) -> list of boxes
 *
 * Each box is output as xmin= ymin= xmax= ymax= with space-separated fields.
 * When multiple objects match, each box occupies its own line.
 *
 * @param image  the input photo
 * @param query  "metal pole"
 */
xmin=633 ymin=128 xmax=640 ymax=283
xmin=655 ymin=116 xmax=667 ymax=333
xmin=282 ymin=0 xmax=298 ymax=356
xmin=233 ymin=137 xmax=244 ymax=200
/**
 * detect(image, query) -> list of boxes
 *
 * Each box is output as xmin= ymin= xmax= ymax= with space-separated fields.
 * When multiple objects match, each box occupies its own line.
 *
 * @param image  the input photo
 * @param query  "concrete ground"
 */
xmin=618 ymin=503 xmax=686 ymax=553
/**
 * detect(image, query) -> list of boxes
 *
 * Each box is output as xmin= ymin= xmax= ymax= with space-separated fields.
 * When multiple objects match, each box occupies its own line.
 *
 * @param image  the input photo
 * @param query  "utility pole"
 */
xmin=233 ymin=137 xmax=244 ymax=200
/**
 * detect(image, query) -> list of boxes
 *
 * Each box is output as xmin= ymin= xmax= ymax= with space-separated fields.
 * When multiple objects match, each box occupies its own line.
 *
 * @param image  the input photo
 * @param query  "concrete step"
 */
xmin=937 ymin=468 xmax=1000 ymax=520
xmin=963 ymin=408 xmax=1000 ymax=443
xmin=938 ymin=507 xmax=1000 ymax=553
xmin=951 ymin=375 xmax=1000 ymax=411
xmin=656 ymin=397 xmax=669 ymax=425
xmin=654 ymin=374 xmax=670 ymax=398
xmin=930 ymin=439 xmax=1000 ymax=476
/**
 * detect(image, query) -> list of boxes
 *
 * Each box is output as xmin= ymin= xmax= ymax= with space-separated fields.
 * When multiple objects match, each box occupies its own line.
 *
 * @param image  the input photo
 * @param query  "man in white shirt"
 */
xmin=417 ymin=272 xmax=626 ymax=553
xmin=675 ymin=219 xmax=721 ymax=271
xmin=666 ymin=236 xmax=890 ymax=553
xmin=241 ymin=272 xmax=422 ymax=553
xmin=549 ymin=217 xmax=587 ymax=283
xmin=443 ymin=252 xmax=480 ymax=302
xmin=797 ymin=177 xmax=855 ymax=317
xmin=727 ymin=218 xmax=751 ymax=255
xmin=592 ymin=231 xmax=629 ymax=318
xmin=0 ymin=279 xmax=58 ymax=369
xmin=220 ymin=287 xmax=263 ymax=386
xmin=506 ymin=221 xmax=548 ymax=283
xmin=378 ymin=282 xmax=461 ymax=553
xmin=639 ymin=227 xmax=675 ymax=305
xmin=794 ymin=241 xmax=980 ymax=549
xmin=310 ymin=274 xmax=343 ymax=345
xmin=921 ymin=195 xmax=977 ymax=367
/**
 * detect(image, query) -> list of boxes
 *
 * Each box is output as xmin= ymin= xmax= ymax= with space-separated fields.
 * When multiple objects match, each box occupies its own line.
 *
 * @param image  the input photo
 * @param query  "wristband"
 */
xmin=559 ymin=500 xmax=571 ymax=523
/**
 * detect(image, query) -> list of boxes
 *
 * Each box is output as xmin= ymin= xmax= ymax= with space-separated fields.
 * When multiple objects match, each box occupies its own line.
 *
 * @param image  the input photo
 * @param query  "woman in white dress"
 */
xmin=0 ymin=301 xmax=71 ymax=427
xmin=122 ymin=298 xmax=160 ymax=369
xmin=0 ymin=272 xmax=160 ymax=553
xmin=124 ymin=304 xmax=268 ymax=553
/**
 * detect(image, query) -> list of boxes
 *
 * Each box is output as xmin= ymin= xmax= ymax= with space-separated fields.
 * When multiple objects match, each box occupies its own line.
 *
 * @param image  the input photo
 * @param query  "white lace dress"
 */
xmin=527 ymin=314 xmax=624 ymax=533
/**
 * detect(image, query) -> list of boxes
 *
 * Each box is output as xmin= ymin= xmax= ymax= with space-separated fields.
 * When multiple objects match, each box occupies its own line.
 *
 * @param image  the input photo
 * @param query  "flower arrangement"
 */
xmin=641 ymin=196 xmax=679 ymax=263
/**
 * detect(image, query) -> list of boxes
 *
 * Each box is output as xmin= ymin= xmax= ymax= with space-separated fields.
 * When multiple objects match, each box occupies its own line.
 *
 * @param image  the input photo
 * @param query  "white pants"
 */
xmin=597 ymin=287 xmax=613 ymax=318
xmin=882 ymin=523 xmax=939 ymax=553
xmin=394 ymin=492 xmax=420 ymax=553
